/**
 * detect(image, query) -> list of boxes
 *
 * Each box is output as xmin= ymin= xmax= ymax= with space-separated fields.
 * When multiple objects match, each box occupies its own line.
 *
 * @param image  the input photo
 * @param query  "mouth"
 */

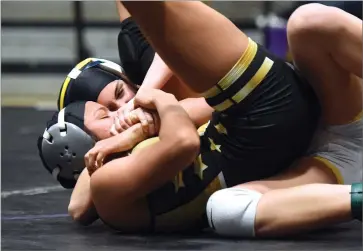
xmin=110 ymin=115 xmax=122 ymax=136
xmin=115 ymin=116 xmax=123 ymax=133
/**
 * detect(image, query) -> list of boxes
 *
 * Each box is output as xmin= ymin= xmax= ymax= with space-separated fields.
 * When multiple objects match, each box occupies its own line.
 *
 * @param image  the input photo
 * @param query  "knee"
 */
xmin=206 ymin=188 xmax=262 ymax=238
xmin=287 ymin=3 xmax=347 ymax=41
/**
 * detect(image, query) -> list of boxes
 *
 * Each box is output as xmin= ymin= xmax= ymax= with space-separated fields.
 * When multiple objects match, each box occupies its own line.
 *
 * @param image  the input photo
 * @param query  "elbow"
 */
xmin=174 ymin=130 xmax=200 ymax=162
xmin=68 ymin=203 xmax=93 ymax=226
xmin=68 ymin=203 xmax=83 ymax=223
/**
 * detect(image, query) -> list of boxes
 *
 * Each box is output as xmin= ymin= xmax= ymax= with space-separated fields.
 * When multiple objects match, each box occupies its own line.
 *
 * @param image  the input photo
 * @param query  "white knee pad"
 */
xmin=206 ymin=188 xmax=262 ymax=237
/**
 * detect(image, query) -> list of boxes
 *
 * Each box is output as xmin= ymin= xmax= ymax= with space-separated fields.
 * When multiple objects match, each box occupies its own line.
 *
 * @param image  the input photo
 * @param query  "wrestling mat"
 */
xmin=2 ymin=107 xmax=361 ymax=251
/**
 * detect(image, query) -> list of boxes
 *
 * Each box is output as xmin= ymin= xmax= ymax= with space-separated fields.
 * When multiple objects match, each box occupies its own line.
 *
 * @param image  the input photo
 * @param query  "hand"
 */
xmin=133 ymin=88 xmax=160 ymax=110
xmin=110 ymin=106 xmax=132 ymax=134
xmin=85 ymin=123 xmax=147 ymax=175
xmin=123 ymin=97 xmax=137 ymax=118
xmin=111 ymin=107 xmax=160 ymax=137
xmin=134 ymin=88 xmax=176 ymax=110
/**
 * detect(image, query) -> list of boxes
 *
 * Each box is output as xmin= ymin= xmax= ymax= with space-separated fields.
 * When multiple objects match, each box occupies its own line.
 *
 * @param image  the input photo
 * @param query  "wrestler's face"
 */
xmin=97 ymin=79 xmax=137 ymax=112
xmin=84 ymin=101 xmax=119 ymax=140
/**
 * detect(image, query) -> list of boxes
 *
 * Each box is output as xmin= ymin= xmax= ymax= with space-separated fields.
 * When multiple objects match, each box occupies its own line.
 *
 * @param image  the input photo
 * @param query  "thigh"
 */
xmin=235 ymin=156 xmax=339 ymax=194
xmin=162 ymin=76 xmax=199 ymax=100
xmin=306 ymin=119 xmax=363 ymax=185
xmin=287 ymin=13 xmax=362 ymax=125
xmin=123 ymin=1 xmax=248 ymax=93
xmin=235 ymin=113 xmax=363 ymax=193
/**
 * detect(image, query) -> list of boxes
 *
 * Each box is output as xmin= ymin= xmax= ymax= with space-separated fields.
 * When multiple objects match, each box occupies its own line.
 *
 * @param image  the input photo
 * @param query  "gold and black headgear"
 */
xmin=57 ymin=58 xmax=134 ymax=110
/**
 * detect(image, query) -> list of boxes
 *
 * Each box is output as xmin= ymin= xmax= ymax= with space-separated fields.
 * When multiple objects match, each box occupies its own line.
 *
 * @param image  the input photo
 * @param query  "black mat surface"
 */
xmin=2 ymin=107 xmax=362 ymax=251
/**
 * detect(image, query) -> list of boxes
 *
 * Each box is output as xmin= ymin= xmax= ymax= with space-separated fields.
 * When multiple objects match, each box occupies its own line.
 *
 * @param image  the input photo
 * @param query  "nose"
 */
xmin=116 ymin=99 xmax=127 ymax=109
xmin=109 ymin=110 xmax=121 ymax=123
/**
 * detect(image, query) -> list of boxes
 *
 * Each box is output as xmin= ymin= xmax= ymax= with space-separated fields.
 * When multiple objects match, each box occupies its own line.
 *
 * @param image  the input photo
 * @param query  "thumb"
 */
xmin=134 ymin=92 xmax=155 ymax=110
xmin=130 ymin=123 xmax=147 ymax=142
xmin=126 ymin=98 xmax=136 ymax=111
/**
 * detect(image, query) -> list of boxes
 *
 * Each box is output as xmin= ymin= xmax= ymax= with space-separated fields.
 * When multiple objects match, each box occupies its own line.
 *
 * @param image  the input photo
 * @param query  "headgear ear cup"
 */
xmin=38 ymin=102 xmax=95 ymax=189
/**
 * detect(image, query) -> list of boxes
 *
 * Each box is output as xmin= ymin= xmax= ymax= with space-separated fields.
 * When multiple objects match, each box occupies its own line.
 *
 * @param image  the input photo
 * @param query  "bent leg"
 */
xmin=236 ymin=157 xmax=339 ymax=193
xmin=122 ymin=1 xmax=248 ymax=93
xmin=287 ymin=3 xmax=362 ymax=125
xmin=238 ymin=157 xmax=350 ymax=237
xmin=254 ymin=183 xmax=355 ymax=237
xmin=208 ymin=157 xmax=358 ymax=237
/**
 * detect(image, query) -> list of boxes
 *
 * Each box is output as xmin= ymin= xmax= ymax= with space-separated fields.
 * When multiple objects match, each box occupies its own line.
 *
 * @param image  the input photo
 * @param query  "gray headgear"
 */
xmin=37 ymin=103 xmax=95 ymax=188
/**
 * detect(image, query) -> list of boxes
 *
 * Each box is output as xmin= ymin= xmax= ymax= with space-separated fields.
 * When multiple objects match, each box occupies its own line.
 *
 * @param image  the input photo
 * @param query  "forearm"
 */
xmin=139 ymin=53 xmax=173 ymax=91
xmin=153 ymin=91 xmax=199 ymax=140
xmin=179 ymin=98 xmax=213 ymax=127
xmin=68 ymin=169 xmax=99 ymax=225
xmin=113 ymin=123 xmax=148 ymax=152
xmin=128 ymin=138 xmax=199 ymax=199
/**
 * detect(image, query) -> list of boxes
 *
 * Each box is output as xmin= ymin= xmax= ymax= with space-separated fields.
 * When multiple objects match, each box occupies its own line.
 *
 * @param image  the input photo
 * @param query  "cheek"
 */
xmin=123 ymin=88 xmax=136 ymax=102
xmin=89 ymin=121 xmax=113 ymax=140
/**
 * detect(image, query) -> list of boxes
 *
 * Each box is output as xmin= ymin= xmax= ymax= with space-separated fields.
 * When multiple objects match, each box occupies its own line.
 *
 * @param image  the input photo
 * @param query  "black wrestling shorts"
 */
xmin=202 ymin=38 xmax=321 ymax=186
xmin=118 ymin=17 xmax=155 ymax=85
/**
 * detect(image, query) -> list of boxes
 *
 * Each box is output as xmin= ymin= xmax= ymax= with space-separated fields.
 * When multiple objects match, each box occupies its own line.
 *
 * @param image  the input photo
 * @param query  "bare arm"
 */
xmin=90 ymin=90 xmax=200 ymax=206
xmin=69 ymin=122 xmax=150 ymax=225
xmin=179 ymin=97 xmax=213 ymax=128
xmin=138 ymin=53 xmax=174 ymax=91
xmin=68 ymin=168 xmax=98 ymax=225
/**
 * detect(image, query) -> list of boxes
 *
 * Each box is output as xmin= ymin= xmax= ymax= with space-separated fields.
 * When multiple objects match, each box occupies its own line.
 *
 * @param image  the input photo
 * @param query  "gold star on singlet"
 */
xmin=173 ymin=172 xmax=185 ymax=192
xmin=208 ymin=138 xmax=221 ymax=153
xmin=194 ymin=154 xmax=208 ymax=180
xmin=198 ymin=121 xmax=210 ymax=136
xmin=214 ymin=123 xmax=228 ymax=135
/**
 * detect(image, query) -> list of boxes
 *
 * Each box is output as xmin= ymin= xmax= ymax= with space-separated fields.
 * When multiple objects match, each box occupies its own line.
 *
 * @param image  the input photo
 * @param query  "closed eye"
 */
xmin=94 ymin=107 xmax=109 ymax=120
xmin=114 ymin=81 xmax=124 ymax=100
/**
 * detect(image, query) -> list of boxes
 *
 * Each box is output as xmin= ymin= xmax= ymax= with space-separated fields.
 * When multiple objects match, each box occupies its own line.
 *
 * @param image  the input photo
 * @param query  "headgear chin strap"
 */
xmin=38 ymin=108 xmax=95 ymax=189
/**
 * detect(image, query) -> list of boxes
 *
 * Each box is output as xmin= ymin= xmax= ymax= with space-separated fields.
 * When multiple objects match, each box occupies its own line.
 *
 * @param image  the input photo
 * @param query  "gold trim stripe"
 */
xmin=213 ymin=57 xmax=274 ymax=112
xmin=314 ymin=156 xmax=344 ymax=184
xmin=351 ymin=110 xmax=363 ymax=123
xmin=218 ymin=38 xmax=258 ymax=91
xmin=212 ymin=98 xmax=234 ymax=112
xmin=231 ymin=57 xmax=274 ymax=104
xmin=202 ymin=38 xmax=258 ymax=99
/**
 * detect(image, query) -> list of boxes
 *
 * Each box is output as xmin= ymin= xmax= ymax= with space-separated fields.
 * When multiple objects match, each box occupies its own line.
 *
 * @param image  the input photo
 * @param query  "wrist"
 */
xmin=152 ymin=90 xmax=178 ymax=108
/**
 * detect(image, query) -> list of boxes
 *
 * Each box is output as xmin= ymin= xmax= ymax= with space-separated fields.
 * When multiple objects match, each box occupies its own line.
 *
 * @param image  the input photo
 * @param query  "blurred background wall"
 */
xmin=1 ymin=1 xmax=361 ymax=109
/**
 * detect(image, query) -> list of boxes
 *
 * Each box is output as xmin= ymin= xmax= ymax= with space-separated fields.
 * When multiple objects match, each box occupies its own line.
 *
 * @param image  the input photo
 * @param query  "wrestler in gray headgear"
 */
xmin=37 ymin=102 xmax=95 ymax=189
